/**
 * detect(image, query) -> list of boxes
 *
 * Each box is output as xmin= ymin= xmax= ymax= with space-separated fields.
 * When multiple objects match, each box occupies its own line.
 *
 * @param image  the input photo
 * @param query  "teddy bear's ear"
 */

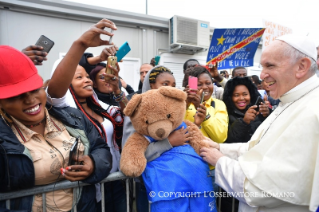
xmin=123 ymin=94 xmax=143 ymax=117
xmin=158 ymin=86 xmax=187 ymax=101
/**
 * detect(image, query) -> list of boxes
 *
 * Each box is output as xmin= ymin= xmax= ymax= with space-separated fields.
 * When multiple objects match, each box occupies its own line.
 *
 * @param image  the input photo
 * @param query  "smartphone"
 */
xmin=109 ymin=29 xmax=114 ymax=44
xmin=200 ymin=91 xmax=205 ymax=104
xmin=105 ymin=56 xmax=117 ymax=81
xmin=254 ymin=96 xmax=265 ymax=112
xmin=68 ymin=137 xmax=79 ymax=166
xmin=116 ymin=42 xmax=131 ymax=61
xmin=188 ymin=76 xmax=198 ymax=93
xmin=35 ymin=35 xmax=54 ymax=53
xmin=154 ymin=56 xmax=160 ymax=66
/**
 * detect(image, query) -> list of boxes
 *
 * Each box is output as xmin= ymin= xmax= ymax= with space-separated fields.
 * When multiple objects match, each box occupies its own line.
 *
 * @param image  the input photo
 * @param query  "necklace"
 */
xmin=258 ymin=84 xmax=319 ymax=144
xmin=79 ymin=101 xmax=87 ymax=104
xmin=25 ymin=118 xmax=46 ymax=128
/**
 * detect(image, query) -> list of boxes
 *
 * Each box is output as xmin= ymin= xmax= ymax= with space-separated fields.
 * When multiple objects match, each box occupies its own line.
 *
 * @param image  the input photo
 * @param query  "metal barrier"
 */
xmin=1 ymin=172 xmax=237 ymax=212
xmin=0 ymin=172 xmax=131 ymax=212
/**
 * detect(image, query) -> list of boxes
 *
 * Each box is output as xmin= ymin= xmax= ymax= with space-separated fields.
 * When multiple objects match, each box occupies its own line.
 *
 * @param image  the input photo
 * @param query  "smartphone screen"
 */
xmin=188 ymin=76 xmax=198 ymax=91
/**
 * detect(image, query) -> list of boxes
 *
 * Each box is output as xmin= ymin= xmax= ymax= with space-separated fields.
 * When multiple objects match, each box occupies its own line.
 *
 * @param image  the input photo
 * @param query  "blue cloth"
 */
xmin=142 ymin=122 xmax=217 ymax=212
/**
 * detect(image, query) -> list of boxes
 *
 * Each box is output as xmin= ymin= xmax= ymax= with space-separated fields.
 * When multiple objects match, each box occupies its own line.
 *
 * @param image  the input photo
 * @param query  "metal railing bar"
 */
xmin=126 ymin=179 xmax=129 ymax=212
xmin=231 ymin=196 xmax=235 ymax=212
xmin=0 ymin=172 xmax=129 ymax=201
xmin=5 ymin=199 xmax=10 ymax=209
xmin=101 ymin=183 xmax=105 ymax=212
xmin=42 ymin=193 xmax=46 ymax=212
xmin=73 ymin=188 xmax=77 ymax=212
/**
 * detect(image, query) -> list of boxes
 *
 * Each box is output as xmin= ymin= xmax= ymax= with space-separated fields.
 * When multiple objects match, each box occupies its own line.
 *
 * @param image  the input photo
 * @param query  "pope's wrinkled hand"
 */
xmin=200 ymin=147 xmax=224 ymax=166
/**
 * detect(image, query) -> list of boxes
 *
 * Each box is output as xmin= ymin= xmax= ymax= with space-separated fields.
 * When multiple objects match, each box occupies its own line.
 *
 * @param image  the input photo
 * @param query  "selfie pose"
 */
xmin=47 ymin=19 xmax=129 ymax=211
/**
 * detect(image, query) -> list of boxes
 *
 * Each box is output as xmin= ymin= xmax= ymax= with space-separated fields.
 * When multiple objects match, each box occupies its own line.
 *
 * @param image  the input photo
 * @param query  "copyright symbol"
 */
xmin=149 ymin=191 xmax=156 ymax=197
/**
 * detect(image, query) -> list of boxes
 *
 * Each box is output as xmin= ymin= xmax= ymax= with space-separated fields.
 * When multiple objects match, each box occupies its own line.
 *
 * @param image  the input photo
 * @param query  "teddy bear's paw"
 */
xmin=120 ymin=158 xmax=147 ymax=177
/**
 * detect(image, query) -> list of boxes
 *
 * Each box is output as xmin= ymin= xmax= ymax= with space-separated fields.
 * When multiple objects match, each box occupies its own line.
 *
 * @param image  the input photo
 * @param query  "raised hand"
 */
xmin=99 ymin=45 xmax=118 ymax=62
xmin=104 ymin=63 xmax=121 ymax=94
xmin=77 ymin=19 xmax=117 ymax=48
xmin=243 ymin=105 xmax=258 ymax=124
xmin=259 ymin=95 xmax=270 ymax=117
xmin=22 ymin=45 xmax=47 ymax=65
xmin=186 ymin=87 xmax=203 ymax=109
xmin=207 ymin=62 xmax=224 ymax=82
xmin=194 ymin=102 xmax=207 ymax=127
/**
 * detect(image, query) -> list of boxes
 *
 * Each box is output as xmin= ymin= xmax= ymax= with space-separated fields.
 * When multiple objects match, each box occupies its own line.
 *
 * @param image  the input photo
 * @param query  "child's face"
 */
xmin=232 ymin=85 xmax=251 ymax=111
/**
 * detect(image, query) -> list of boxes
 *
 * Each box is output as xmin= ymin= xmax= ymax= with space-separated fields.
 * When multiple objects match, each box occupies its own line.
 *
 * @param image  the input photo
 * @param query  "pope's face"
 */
xmin=260 ymin=40 xmax=299 ymax=99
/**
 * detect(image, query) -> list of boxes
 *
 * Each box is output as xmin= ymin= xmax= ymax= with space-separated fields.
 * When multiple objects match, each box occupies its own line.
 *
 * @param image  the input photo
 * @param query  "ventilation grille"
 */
xmin=176 ymin=17 xmax=197 ymax=45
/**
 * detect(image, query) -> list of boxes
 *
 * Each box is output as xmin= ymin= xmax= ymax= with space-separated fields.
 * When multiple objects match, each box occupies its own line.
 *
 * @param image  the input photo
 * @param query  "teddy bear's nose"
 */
xmin=156 ymin=128 xmax=165 ymax=138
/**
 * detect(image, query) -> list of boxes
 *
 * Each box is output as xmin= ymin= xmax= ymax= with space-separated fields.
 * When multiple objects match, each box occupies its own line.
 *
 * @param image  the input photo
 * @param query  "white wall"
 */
xmin=0 ymin=1 xmax=264 ymax=84
xmin=0 ymin=9 xmax=170 ymax=85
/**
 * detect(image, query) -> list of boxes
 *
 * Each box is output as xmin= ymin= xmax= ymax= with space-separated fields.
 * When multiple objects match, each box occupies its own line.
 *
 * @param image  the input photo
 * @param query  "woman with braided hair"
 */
xmin=47 ymin=20 xmax=128 ymax=211
xmin=148 ymin=66 xmax=176 ymax=89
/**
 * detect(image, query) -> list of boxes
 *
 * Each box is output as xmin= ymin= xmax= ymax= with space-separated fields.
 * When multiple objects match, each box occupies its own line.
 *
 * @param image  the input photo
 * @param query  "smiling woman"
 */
xmin=184 ymin=66 xmax=228 ymax=144
xmin=47 ymin=19 xmax=128 ymax=212
xmin=0 ymin=45 xmax=111 ymax=211
xmin=222 ymin=77 xmax=269 ymax=144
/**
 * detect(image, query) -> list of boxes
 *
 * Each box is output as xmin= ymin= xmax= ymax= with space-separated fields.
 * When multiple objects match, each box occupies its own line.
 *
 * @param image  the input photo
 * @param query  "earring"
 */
xmin=46 ymin=94 xmax=53 ymax=111
xmin=0 ymin=109 xmax=13 ymax=124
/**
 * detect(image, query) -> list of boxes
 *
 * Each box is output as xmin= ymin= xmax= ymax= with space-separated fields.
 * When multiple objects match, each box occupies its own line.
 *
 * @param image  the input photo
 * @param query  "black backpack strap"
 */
xmin=211 ymin=100 xmax=215 ymax=108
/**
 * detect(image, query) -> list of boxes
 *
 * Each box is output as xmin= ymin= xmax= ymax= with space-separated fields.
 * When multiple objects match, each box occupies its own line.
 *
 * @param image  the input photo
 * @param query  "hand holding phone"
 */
xmin=253 ymin=96 xmax=265 ymax=112
xmin=116 ymin=42 xmax=131 ymax=61
xmin=35 ymin=35 xmax=54 ymax=53
xmin=105 ymin=56 xmax=118 ymax=81
xmin=68 ymin=137 xmax=80 ymax=166
xmin=154 ymin=56 xmax=160 ymax=66
xmin=22 ymin=45 xmax=48 ymax=66
xmin=200 ymin=91 xmax=205 ymax=104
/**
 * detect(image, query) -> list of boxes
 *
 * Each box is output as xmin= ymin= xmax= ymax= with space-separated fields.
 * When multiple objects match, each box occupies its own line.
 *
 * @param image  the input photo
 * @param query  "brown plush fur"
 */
xmin=120 ymin=86 xmax=209 ymax=177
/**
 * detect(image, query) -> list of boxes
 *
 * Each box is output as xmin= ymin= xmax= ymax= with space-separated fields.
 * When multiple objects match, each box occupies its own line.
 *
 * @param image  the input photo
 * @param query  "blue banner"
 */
xmin=206 ymin=28 xmax=265 ymax=69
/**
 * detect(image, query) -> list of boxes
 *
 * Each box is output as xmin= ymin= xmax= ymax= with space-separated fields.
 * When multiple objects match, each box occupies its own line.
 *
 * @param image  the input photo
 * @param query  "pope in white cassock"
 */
xmin=200 ymin=34 xmax=319 ymax=212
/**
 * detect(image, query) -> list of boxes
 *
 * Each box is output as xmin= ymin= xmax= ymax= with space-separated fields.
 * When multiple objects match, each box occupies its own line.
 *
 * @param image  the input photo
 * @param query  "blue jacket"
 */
xmin=0 ymin=105 xmax=112 ymax=212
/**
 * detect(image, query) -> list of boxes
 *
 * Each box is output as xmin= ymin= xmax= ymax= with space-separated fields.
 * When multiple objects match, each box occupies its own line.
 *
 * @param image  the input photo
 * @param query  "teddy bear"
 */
xmin=120 ymin=86 xmax=217 ymax=212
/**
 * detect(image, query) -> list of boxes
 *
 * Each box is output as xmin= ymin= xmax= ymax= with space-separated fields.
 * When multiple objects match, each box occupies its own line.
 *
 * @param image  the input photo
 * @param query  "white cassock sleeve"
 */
xmin=216 ymin=144 xmax=294 ymax=208
xmin=219 ymin=143 xmax=249 ymax=160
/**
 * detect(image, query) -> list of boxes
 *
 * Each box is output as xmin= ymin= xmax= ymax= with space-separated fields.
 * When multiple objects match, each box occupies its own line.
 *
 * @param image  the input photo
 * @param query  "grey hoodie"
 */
xmin=121 ymin=66 xmax=172 ymax=161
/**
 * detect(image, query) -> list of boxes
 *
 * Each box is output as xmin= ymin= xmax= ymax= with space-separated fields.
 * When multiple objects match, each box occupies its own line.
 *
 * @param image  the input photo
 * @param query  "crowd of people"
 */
xmin=0 ymin=18 xmax=319 ymax=212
